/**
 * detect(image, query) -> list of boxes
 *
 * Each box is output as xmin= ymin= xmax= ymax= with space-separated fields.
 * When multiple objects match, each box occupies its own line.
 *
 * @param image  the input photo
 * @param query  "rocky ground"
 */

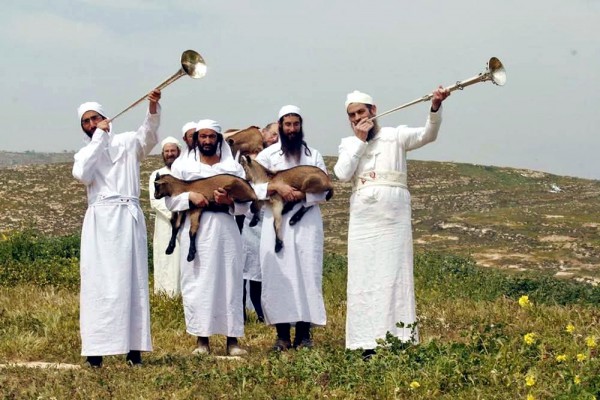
xmin=1 ymin=155 xmax=598 ymax=283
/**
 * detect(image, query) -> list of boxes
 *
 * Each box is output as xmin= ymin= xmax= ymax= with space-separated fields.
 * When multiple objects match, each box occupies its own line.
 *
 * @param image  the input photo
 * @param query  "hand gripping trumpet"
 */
xmin=111 ymin=49 xmax=207 ymax=120
xmin=369 ymin=57 xmax=506 ymax=121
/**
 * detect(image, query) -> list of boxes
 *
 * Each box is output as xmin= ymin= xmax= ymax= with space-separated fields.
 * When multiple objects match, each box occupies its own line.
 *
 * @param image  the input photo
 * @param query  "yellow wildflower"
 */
xmin=525 ymin=375 xmax=536 ymax=387
xmin=527 ymin=394 xmax=535 ymax=400
xmin=523 ymin=333 xmax=537 ymax=345
xmin=409 ymin=381 xmax=420 ymax=390
xmin=574 ymin=375 xmax=581 ymax=385
xmin=586 ymin=336 xmax=597 ymax=348
xmin=555 ymin=354 xmax=567 ymax=362
xmin=518 ymin=295 xmax=532 ymax=308
xmin=577 ymin=353 xmax=587 ymax=362
xmin=566 ymin=324 xmax=575 ymax=334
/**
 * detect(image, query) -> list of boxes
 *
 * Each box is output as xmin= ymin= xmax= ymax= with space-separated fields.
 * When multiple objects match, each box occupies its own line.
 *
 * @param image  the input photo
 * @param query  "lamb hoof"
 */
xmin=275 ymin=240 xmax=283 ymax=253
xmin=187 ymin=252 xmax=196 ymax=262
xmin=289 ymin=215 xmax=301 ymax=226
xmin=249 ymin=217 xmax=259 ymax=227
xmin=165 ymin=244 xmax=175 ymax=255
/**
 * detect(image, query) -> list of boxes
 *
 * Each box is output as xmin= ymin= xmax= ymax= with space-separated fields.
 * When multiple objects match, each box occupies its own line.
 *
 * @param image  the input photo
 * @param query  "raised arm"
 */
xmin=134 ymin=89 xmax=161 ymax=158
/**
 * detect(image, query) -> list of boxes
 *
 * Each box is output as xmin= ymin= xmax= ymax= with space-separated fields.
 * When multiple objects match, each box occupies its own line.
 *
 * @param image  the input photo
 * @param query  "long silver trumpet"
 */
xmin=369 ymin=57 xmax=506 ymax=121
xmin=111 ymin=50 xmax=207 ymax=120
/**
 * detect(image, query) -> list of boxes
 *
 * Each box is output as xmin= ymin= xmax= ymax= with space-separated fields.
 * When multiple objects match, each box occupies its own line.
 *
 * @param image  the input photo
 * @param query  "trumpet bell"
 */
xmin=181 ymin=49 xmax=207 ymax=79
xmin=488 ymin=57 xmax=507 ymax=86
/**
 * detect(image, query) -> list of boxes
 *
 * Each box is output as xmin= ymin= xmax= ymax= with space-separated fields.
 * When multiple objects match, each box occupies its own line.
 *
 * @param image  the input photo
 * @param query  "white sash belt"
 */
xmin=90 ymin=194 xmax=141 ymax=221
xmin=352 ymin=170 xmax=407 ymax=192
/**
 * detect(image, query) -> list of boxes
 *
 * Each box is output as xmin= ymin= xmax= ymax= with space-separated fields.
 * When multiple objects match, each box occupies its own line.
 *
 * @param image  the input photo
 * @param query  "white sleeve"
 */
xmin=333 ymin=136 xmax=368 ymax=182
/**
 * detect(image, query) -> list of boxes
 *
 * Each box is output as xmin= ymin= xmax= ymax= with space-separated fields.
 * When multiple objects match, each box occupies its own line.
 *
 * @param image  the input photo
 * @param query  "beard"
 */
xmin=163 ymin=154 xmax=178 ymax=168
xmin=366 ymin=119 xmax=380 ymax=142
xmin=279 ymin=127 xmax=305 ymax=159
xmin=199 ymin=142 xmax=219 ymax=157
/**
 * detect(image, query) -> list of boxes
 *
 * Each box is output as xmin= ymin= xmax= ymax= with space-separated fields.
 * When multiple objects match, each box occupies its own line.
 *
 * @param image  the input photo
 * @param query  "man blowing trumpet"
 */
xmin=334 ymin=86 xmax=450 ymax=359
xmin=73 ymin=89 xmax=161 ymax=368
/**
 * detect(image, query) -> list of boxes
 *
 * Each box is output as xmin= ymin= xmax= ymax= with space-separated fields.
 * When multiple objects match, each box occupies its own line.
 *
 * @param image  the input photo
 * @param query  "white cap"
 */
xmin=344 ymin=90 xmax=374 ymax=110
xmin=161 ymin=136 xmax=181 ymax=149
xmin=196 ymin=119 xmax=222 ymax=134
xmin=181 ymin=121 xmax=196 ymax=137
xmin=77 ymin=102 xmax=107 ymax=121
xmin=278 ymin=105 xmax=301 ymax=119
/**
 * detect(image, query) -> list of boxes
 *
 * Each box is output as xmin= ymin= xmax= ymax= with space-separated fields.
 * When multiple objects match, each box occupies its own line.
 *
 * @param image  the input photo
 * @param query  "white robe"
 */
xmin=254 ymin=141 xmax=328 ymax=326
xmin=73 ymin=108 xmax=159 ymax=356
xmin=149 ymin=166 xmax=181 ymax=297
xmin=241 ymin=209 xmax=263 ymax=282
xmin=334 ymin=107 xmax=442 ymax=350
xmin=165 ymin=145 xmax=248 ymax=337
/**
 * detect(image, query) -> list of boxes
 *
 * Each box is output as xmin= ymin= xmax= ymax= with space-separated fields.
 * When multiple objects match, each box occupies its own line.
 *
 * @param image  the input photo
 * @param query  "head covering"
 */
xmin=161 ymin=136 xmax=181 ymax=149
xmin=196 ymin=119 xmax=222 ymax=134
xmin=77 ymin=102 xmax=107 ymax=121
xmin=345 ymin=90 xmax=374 ymax=110
xmin=181 ymin=121 xmax=197 ymax=137
xmin=278 ymin=105 xmax=302 ymax=119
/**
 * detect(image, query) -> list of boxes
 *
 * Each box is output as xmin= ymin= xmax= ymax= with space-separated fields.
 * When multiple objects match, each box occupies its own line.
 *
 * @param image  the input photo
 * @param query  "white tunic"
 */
xmin=165 ymin=146 xmax=248 ymax=337
xmin=334 ymin=108 xmax=442 ymax=350
xmin=254 ymin=141 xmax=328 ymax=326
xmin=72 ymin=108 xmax=159 ymax=356
xmin=149 ymin=166 xmax=181 ymax=297
xmin=241 ymin=209 xmax=263 ymax=282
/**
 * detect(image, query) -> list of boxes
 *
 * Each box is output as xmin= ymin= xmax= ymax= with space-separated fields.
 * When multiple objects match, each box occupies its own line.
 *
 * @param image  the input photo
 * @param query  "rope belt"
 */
xmin=352 ymin=170 xmax=407 ymax=192
xmin=90 ymin=194 xmax=141 ymax=221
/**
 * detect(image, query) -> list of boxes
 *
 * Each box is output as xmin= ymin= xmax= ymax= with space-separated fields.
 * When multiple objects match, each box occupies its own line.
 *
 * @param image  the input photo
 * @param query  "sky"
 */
xmin=1 ymin=0 xmax=599 ymax=180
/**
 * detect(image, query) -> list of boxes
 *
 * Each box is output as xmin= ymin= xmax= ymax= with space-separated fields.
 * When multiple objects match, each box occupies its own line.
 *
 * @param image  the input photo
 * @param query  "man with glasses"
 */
xmin=73 ymin=89 xmax=161 ymax=368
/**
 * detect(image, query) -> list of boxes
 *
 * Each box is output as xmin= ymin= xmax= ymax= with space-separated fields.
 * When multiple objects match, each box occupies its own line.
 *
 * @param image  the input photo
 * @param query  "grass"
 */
xmin=1 ymin=231 xmax=600 ymax=399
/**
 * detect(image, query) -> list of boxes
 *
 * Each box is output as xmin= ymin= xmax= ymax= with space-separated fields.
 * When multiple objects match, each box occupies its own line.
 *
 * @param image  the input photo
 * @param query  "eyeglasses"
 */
xmin=81 ymin=114 xmax=104 ymax=126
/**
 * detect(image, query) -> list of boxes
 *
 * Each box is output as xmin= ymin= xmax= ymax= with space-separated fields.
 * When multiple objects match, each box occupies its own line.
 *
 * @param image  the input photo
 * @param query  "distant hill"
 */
xmin=0 ymin=151 xmax=75 ymax=168
xmin=0 ymin=154 xmax=598 ymax=283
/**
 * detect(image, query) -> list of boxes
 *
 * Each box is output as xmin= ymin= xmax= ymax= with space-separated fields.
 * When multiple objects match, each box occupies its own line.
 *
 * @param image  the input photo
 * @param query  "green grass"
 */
xmin=1 ymin=231 xmax=600 ymax=399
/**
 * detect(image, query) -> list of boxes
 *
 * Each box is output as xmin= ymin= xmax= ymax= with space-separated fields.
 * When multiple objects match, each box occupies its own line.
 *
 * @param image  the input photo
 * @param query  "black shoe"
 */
xmin=294 ymin=338 xmax=314 ymax=350
xmin=362 ymin=349 xmax=376 ymax=361
xmin=126 ymin=350 xmax=142 ymax=367
xmin=271 ymin=338 xmax=292 ymax=352
xmin=85 ymin=356 xmax=103 ymax=368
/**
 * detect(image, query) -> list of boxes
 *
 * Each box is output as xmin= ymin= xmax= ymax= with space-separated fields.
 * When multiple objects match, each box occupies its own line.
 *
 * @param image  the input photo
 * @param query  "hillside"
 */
xmin=0 ymin=155 xmax=598 ymax=282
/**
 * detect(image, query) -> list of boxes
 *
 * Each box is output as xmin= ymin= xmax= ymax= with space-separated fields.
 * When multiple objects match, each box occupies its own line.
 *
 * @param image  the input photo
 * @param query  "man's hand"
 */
xmin=148 ymin=89 xmax=161 ymax=114
xmin=96 ymin=119 xmax=110 ymax=133
xmin=275 ymin=183 xmax=305 ymax=202
xmin=189 ymin=192 xmax=209 ymax=207
xmin=214 ymin=188 xmax=233 ymax=205
xmin=352 ymin=118 xmax=373 ymax=142
xmin=431 ymin=85 xmax=450 ymax=112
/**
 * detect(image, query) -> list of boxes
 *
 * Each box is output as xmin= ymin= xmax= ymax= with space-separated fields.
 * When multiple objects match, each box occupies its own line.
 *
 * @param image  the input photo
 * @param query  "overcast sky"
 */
xmin=2 ymin=0 xmax=599 ymax=180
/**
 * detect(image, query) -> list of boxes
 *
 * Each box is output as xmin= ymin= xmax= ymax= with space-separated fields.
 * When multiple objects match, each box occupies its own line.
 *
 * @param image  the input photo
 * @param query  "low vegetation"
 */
xmin=1 ymin=230 xmax=599 ymax=399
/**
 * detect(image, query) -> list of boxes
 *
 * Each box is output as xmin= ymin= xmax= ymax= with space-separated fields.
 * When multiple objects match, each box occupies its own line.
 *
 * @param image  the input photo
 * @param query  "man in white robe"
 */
xmin=72 ymin=90 xmax=161 ymax=368
xmin=149 ymin=135 xmax=182 ymax=296
xmin=241 ymin=122 xmax=279 ymax=323
xmin=254 ymin=105 xmax=328 ymax=351
xmin=334 ymin=88 xmax=449 ymax=358
xmin=165 ymin=119 xmax=248 ymax=356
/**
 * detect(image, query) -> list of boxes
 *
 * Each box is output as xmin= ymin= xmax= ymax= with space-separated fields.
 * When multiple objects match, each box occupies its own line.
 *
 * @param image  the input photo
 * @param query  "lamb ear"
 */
xmin=155 ymin=172 xmax=161 ymax=180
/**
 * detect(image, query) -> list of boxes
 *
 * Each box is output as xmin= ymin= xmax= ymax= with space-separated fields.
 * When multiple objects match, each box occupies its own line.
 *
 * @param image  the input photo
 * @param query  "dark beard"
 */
xmin=199 ymin=142 xmax=218 ymax=157
xmin=279 ymin=127 xmax=305 ymax=159
xmin=366 ymin=119 xmax=380 ymax=142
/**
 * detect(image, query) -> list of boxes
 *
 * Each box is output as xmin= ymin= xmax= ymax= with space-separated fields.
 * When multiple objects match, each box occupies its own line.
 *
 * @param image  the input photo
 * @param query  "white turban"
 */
xmin=181 ymin=121 xmax=197 ymax=137
xmin=196 ymin=119 xmax=222 ymax=134
xmin=345 ymin=90 xmax=374 ymax=110
xmin=161 ymin=136 xmax=181 ymax=149
xmin=278 ymin=105 xmax=301 ymax=119
xmin=77 ymin=102 xmax=107 ymax=121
